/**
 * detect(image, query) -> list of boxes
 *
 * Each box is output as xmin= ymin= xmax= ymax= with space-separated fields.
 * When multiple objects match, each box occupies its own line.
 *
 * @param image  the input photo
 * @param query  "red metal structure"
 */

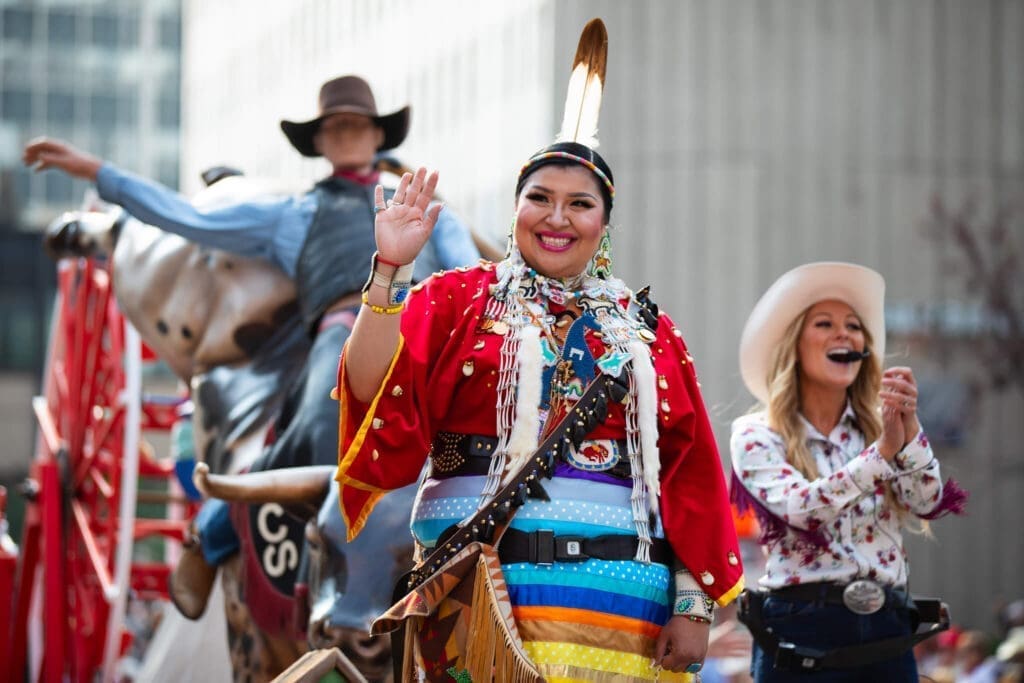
xmin=0 ymin=486 xmax=17 ymax=671
xmin=7 ymin=256 xmax=197 ymax=682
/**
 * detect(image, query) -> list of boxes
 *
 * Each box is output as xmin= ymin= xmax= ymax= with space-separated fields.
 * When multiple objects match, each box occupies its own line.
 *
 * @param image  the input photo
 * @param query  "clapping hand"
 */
xmin=372 ymin=167 xmax=443 ymax=267
xmin=878 ymin=366 xmax=921 ymax=459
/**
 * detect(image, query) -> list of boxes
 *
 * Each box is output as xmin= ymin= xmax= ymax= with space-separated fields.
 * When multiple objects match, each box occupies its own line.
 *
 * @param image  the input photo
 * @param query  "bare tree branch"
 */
xmin=927 ymin=195 xmax=1024 ymax=392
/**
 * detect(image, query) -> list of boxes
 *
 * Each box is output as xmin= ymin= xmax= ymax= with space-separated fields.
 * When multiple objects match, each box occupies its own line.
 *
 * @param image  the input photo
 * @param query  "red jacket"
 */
xmin=335 ymin=263 xmax=744 ymax=605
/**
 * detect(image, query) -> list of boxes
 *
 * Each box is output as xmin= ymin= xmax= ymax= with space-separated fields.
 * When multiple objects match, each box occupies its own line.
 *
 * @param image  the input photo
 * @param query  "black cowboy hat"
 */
xmin=279 ymin=75 xmax=410 ymax=157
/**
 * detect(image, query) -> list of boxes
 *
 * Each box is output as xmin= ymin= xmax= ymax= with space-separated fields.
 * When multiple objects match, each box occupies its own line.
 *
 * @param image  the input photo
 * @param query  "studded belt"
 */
xmin=428 ymin=431 xmax=632 ymax=479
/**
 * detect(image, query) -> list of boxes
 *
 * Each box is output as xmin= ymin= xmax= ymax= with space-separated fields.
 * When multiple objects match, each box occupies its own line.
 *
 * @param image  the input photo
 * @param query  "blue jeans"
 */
xmin=751 ymin=596 xmax=919 ymax=682
xmin=195 ymin=498 xmax=238 ymax=565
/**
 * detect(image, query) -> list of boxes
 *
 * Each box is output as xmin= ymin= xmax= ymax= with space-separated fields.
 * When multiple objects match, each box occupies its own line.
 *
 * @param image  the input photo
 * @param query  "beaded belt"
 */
xmin=428 ymin=431 xmax=632 ymax=479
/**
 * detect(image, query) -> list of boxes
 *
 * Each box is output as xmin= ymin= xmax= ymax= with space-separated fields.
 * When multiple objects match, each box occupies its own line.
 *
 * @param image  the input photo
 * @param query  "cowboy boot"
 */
xmin=168 ymin=526 xmax=217 ymax=620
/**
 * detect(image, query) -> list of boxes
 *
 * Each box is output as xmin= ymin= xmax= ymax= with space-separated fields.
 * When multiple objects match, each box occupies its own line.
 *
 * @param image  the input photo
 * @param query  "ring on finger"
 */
xmin=373 ymin=205 xmax=385 ymax=214
xmin=685 ymin=662 xmax=703 ymax=674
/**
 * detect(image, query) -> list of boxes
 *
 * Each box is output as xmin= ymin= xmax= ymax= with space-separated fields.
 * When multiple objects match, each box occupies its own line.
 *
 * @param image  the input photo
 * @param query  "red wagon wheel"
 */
xmin=8 ymin=256 xmax=194 ymax=683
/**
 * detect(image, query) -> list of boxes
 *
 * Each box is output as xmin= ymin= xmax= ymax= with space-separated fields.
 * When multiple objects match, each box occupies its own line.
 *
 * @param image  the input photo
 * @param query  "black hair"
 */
xmin=515 ymin=142 xmax=614 ymax=222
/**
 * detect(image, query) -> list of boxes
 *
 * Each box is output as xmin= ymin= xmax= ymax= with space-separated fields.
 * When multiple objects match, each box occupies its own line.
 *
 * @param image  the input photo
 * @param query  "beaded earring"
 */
xmin=504 ymin=216 xmax=516 ymax=259
xmin=587 ymin=229 xmax=612 ymax=279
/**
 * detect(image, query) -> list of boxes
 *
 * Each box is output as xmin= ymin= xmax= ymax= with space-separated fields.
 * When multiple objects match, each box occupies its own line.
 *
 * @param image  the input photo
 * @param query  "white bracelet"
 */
xmin=362 ymin=253 xmax=415 ymax=305
xmin=673 ymin=570 xmax=715 ymax=620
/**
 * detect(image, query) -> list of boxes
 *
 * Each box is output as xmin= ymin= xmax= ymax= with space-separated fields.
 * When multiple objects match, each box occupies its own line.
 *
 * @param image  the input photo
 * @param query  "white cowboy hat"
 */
xmin=739 ymin=262 xmax=886 ymax=404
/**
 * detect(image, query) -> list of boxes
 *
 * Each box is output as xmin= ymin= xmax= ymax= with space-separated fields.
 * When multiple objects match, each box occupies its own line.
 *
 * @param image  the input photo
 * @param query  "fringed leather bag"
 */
xmin=371 ymin=374 xmax=626 ymax=682
xmin=373 ymin=542 xmax=539 ymax=682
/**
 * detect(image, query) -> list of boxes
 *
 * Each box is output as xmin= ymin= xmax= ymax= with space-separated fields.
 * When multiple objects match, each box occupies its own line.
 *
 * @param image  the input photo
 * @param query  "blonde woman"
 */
xmin=730 ymin=262 xmax=966 ymax=682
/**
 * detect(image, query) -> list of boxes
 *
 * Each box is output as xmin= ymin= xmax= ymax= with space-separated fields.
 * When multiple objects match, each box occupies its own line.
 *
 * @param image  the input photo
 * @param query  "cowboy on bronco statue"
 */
xmin=24 ymin=75 xmax=482 ymax=619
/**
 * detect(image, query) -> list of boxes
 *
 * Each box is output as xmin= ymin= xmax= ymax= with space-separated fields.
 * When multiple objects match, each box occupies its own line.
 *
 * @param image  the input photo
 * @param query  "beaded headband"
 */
xmin=518 ymin=151 xmax=616 ymax=200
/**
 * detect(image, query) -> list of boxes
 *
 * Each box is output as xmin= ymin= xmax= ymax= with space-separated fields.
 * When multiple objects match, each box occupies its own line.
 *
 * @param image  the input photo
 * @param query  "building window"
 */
xmin=1 ymin=166 xmax=30 ymax=219
xmin=44 ymin=170 xmax=72 ymax=204
xmin=91 ymin=93 xmax=117 ymax=129
xmin=121 ymin=11 xmax=138 ymax=47
xmin=0 ymin=236 xmax=55 ymax=373
xmin=93 ymin=135 xmax=114 ymax=162
xmin=47 ymin=92 xmax=75 ymax=125
xmin=157 ymin=158 xmax=179 ymax=190
xmin=47 ymin=10 xmax=76 ymax=44
xmin=91 ymin=13 xmax=118 ymax=47
xmin=0 ymin=300 xmax=40 ymax=370
xmin=2 ymin=7 xmax=33 ymax=41
xmin=158 ymin=15 xmax=179 ymax=50
xmin=158 ymin=97 xmax=179 ymax=128
xmin=1 ymin=89 xmax=31 ymax=124
xmin=12 ymin=167 xmax=32 ymax=210
xmin=119 ymin=92 xmax=138 ymax=126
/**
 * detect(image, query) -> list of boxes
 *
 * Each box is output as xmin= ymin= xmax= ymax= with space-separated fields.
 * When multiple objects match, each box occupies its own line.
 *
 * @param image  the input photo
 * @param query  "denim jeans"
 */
xmin=196 ymin=498 xmax=238 ymax=564
xmin=750 ymin=595 xmax=919 ymax=682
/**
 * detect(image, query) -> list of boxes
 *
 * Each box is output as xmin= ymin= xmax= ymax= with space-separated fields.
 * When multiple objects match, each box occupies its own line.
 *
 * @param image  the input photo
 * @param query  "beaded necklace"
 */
xmin=481 ymin=242 xmax=662 ymax=561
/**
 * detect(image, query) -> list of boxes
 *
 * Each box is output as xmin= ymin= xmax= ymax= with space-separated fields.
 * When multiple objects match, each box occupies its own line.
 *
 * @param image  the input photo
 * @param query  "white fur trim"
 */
xmin=504 ymin=325 xmax=542 ymax=481
xmin=630 ymin=340 xmax=661 ymax=513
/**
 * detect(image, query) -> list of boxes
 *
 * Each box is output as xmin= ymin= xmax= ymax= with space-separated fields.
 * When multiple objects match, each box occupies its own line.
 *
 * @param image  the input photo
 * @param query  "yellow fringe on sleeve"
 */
xmin=334 ymin=334 xmax=407 ymax=540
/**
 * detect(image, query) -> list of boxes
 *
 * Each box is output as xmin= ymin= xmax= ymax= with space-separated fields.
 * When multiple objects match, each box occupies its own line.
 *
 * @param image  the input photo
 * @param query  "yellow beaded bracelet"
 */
xmin=361 ymin=291 xmax=405 ymax=315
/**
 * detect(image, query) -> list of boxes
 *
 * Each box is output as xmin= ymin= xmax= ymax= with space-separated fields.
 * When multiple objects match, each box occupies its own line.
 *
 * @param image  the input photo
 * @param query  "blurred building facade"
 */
xmin=2 ymin=0 xmax=182 ymax=229
xmin=0 ymin=0 xmax=181 ymax=372
xmin=0 ymin=0 xmax=182 ymax=539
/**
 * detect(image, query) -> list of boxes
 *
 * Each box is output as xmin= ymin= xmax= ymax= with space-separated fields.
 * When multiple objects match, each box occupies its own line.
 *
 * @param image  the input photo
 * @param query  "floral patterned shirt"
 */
xmin=730 ymin=404 xmax=943 ymax=589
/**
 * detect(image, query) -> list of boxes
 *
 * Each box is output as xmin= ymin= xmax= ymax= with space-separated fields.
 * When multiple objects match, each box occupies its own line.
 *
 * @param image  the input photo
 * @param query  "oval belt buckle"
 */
xmin=842 ymin=579 xmax=886 ymax=615
xmin=566 ymin=439 xmax=620 ymax=472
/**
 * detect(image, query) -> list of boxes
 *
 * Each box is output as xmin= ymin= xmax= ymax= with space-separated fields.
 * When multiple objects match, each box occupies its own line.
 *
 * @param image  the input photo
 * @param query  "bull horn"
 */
xmin=192 ymin=461 xmax=335 ymax=505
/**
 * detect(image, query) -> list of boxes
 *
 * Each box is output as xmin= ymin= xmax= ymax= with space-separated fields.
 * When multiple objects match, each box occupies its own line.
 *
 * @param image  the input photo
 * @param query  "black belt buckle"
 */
xmin=775 ymin=641 xmax=825 ymax=671
xmin=530 ymin=529 xmax=555 ymax=565
xmin=554 ymin=535 xmax=589 ymax=562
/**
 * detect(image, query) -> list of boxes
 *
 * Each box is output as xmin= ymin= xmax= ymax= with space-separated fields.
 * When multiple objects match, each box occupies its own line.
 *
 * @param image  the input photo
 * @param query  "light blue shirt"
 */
xmin=96 ymin=163 xmax=480 ymax=280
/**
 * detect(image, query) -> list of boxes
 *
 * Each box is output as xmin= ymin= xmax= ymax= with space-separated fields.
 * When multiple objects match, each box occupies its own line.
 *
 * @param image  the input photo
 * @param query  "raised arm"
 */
xmin=23 ymin=137 xmax=102 ymax=180
xmin=345 ymin=167 xmax=443 ymax=403
xmin=731 ymin=419 xmax=897 ymax=531
xmin=732 ymin=363 xmax=938 ymax=530
xmin=24 ymin=137 xmax=297 ymax=269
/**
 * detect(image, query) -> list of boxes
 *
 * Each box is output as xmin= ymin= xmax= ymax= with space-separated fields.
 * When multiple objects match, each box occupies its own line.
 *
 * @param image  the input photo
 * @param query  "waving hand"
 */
xmin=373 ymin=167 xmax=443 ymax=266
